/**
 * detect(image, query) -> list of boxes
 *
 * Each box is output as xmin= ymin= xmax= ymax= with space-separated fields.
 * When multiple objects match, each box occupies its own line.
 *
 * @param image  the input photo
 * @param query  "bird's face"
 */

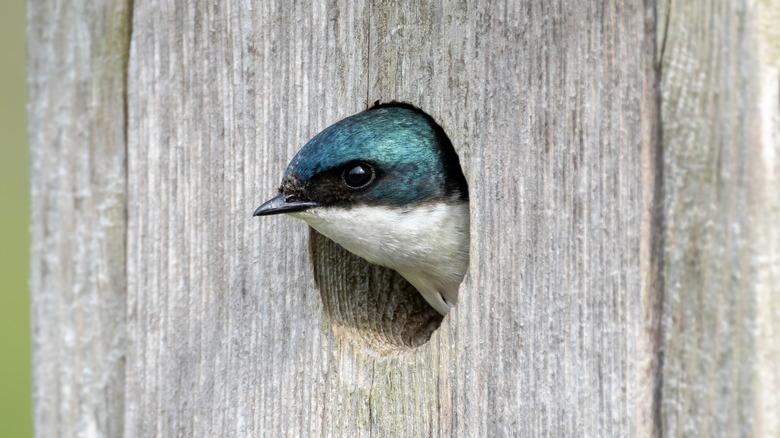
xmin=254 ymin=103 xmax=470 ymax=315
xmin=254 ymin=104 xmax=468 ymax=217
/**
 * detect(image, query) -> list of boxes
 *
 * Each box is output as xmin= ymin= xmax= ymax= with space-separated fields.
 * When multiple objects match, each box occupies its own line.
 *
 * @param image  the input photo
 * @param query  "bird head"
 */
xmin=254 ymin=102 xmax=470 ymax=315
xmin=253 ymin=103 xmax=468 ymax=217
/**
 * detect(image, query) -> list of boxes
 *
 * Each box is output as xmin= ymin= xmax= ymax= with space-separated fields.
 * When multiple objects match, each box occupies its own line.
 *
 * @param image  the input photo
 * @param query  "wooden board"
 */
xmin=658 ymin=0 xmax=780 ymax=435
xmin=124 ymin=1 xmax=655 ymax=435
xmin=27 ymin=1 xmax=131 ymax=436
xmin=28 ymin=0 xmax=779 ymax=436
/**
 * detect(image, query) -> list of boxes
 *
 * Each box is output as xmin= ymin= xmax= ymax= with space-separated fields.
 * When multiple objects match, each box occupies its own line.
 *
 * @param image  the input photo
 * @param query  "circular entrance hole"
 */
xmin=306 ymin=102 xmax=468 ymax=353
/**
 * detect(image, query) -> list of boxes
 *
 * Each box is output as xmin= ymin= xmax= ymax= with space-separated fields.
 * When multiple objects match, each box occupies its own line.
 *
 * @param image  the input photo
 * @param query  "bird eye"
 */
xmin=342 ymin=163 xmax=375 ymax=189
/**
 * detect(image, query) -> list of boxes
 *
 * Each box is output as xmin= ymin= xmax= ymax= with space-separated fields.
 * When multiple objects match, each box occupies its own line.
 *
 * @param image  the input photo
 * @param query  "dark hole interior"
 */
xmin=309 ymin=228 xmax=443 ymax=353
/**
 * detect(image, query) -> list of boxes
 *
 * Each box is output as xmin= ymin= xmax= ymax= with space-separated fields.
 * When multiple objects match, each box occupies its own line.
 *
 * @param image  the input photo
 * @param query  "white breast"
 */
xmin=290 ymin=202 xmax=470 ymax=314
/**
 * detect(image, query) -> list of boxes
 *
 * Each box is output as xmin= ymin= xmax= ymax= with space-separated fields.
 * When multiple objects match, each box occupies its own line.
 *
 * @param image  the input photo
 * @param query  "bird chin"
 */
xmin=286 ymin=209 xmax=317 ymax=220
xmin=282 ymin=202 xmax=469 ymax=315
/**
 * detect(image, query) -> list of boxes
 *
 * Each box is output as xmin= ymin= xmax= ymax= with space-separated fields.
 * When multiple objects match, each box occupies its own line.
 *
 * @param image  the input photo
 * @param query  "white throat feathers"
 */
xmin=291 ymin=201 xmax=469 ymax=314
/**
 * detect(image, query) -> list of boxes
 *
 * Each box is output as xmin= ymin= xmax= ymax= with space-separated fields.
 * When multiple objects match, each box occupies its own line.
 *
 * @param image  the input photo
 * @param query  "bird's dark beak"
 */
xmin=253 ymin=194 xmax=319 ymax=217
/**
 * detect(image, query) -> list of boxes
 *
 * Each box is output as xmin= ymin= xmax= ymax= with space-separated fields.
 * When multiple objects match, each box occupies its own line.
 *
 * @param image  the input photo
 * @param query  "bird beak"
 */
xmin=253 ymin=194 xmax=319 ymax=217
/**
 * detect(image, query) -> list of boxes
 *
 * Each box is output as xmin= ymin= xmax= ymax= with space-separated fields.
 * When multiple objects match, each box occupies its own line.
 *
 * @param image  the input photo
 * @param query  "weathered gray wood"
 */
xmin=125 ymin=1 xmax=656 ymax=436
xmin=125 ymin=1 xmax=372 ymax=436
xmin=659 ymin=0 xmax=780 ymax=436
xmin=27 ymin=0 xmax=131 ymax=437
xmin=30 ymin=0 xmax=780 ymax=436
xmin=362 ymin=1 xmax=656 ymax=435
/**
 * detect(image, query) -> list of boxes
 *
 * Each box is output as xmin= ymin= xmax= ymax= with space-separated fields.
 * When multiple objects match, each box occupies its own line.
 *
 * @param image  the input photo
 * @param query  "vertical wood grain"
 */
xmin=659 ymin=0 xmax=780 ymax=435
xmin=125 ymin=1 xmax=371 ymax=436
xmin=31 ymin=0 xmax=778 ymax=435
xmin=754 ymin=4 xmax=780 ymax=434
xmin=125 ymin=0 xmax=658 ymax=436
xmin=363 ymin=1 xmax=655 ymax=435
xmin=27 ymin=0 xmax=131 ymax=436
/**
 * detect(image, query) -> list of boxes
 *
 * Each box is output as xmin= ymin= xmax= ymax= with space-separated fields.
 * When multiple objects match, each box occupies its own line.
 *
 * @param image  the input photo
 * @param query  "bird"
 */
xmin=253 ymin=102 xmax=469 ymax=315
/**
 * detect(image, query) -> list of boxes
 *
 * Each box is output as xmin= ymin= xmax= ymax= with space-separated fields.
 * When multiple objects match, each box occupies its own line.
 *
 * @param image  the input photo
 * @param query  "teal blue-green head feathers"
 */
xmin=254 ymin=102 xmax=468 ymax=215
xmin=254 ymin=102 xmax=471 ymax=315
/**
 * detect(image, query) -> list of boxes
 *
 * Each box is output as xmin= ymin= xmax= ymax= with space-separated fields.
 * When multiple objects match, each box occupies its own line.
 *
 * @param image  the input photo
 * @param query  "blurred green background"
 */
xmin=0 ymin=0 xmax=33 ymax=436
